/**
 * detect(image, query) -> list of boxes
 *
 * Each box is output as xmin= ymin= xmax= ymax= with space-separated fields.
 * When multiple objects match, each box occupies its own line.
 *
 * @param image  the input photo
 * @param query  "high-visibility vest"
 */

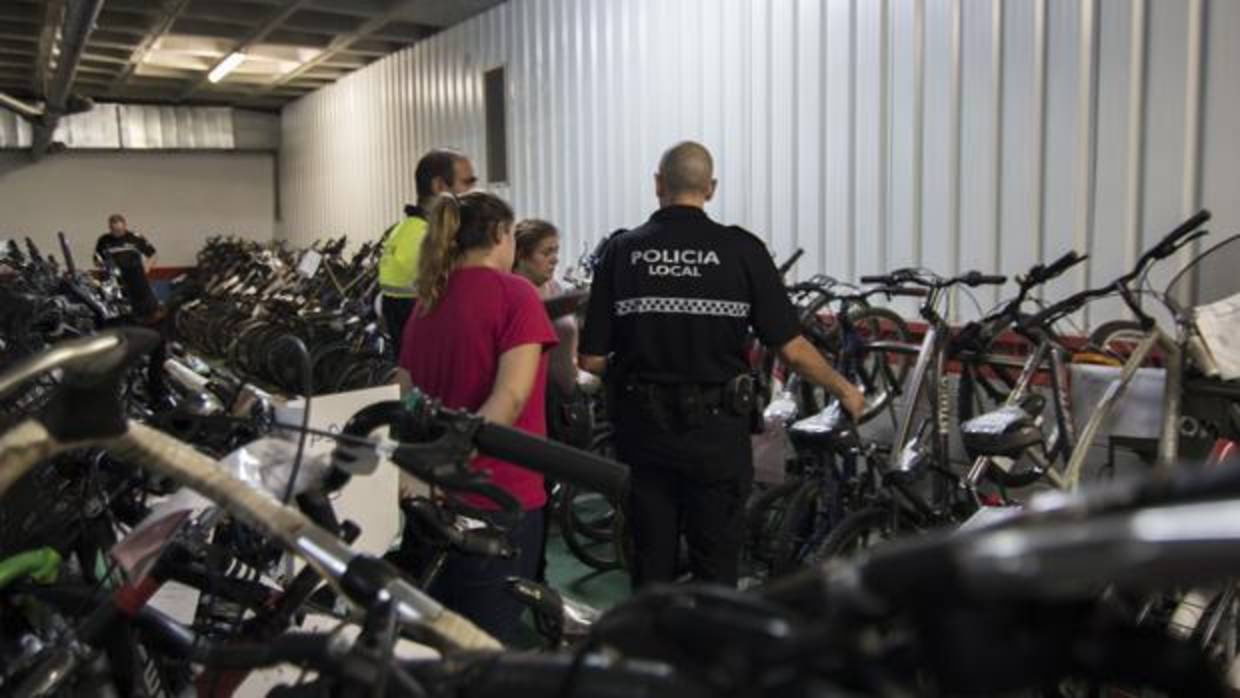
xmin=377 ymin=214 xmax=428 ymax=298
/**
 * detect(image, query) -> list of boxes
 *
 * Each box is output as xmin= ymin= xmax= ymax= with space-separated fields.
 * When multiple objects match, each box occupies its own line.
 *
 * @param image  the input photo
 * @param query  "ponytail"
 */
xmin=415 ymin=191 xmax=514 ymax=313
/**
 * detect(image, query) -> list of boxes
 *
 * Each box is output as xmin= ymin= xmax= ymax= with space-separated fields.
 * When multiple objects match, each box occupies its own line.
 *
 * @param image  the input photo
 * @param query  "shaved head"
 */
xmin=658 ymin=141 xmax=715 ymax=199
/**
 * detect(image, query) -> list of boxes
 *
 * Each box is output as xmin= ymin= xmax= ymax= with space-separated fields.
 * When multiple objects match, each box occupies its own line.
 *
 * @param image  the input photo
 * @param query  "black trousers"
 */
xmin=381 ymin=295 xmax=416 ymax=359
xmin=613 ymin=392 xmax=753 ymax=589
xmin=426 ymin=509 xmax=545 ymax=646
xmin=626 ymin=464 xmax=751 ymax=588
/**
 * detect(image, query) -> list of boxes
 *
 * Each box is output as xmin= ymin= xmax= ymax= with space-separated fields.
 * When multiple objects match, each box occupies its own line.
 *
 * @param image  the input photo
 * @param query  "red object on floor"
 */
xmin=147 ymin=266 xmax=193 ymax=281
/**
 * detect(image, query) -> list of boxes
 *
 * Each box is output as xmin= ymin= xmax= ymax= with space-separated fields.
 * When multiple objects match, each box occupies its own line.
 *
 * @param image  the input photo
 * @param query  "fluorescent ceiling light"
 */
xmin=208 ymin=52 xmax=246 ymax=83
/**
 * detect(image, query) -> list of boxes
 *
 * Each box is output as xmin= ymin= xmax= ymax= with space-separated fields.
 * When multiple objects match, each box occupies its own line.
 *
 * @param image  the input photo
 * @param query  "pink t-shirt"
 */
xmin=400 ymin=266 xmax=558 ymax=510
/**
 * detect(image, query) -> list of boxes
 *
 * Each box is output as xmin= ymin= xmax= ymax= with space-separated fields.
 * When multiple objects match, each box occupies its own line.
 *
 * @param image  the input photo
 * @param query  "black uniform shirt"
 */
xmin=580 ymin=206 xmax=801 ymax=385
xmin=95 ymin=231 xmax=157 ymax=261
xmin=95 ymin=231 xmax=158 ymax=318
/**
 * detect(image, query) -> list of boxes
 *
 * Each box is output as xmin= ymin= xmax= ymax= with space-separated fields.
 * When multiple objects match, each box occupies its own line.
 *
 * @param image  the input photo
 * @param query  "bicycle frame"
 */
xmin=961 ymin=335 xmax=1076 ymax=492
xmin=889 ymin=286 xmax=952 ymax=479
xmin=1063 ymin=324 xmax=1184 ymax=489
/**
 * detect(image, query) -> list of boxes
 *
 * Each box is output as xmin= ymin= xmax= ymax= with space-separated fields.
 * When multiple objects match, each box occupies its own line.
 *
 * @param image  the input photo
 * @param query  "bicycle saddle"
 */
xmin=788 ymin=403 xmax=856 ymax=450
xmin=961 ymin=396 xmax=1045 ymax=459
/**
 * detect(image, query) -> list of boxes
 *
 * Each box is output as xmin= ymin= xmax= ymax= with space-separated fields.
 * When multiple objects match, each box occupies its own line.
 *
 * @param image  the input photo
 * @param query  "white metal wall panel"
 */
xmin=279 ymin=0 xmax=1240 ymax=328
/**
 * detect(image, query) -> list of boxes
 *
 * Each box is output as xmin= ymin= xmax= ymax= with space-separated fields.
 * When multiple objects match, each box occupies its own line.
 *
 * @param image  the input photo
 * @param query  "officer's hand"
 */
xmin=840 ymin=385 xmax=866 ymax=422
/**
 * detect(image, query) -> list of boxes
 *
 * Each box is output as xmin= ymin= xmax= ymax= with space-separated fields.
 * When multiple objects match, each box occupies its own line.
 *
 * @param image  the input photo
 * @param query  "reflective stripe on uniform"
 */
xmin=380 ymin=283 xmax=417 ymax=297
xmin=615 ymin=297 xmax=750 ymax=318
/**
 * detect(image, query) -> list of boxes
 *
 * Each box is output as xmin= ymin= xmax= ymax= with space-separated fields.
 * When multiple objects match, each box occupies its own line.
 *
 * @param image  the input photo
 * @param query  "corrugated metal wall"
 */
xmin=279 ymin=0 xmax=1240 ymax=328
xmin=0 ymin=105 xmax=279 ymax=150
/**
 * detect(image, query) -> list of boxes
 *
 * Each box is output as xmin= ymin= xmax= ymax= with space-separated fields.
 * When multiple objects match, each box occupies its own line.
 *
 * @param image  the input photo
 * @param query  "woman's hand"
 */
xmin=477 ymin=343 xmax=542 ymax=426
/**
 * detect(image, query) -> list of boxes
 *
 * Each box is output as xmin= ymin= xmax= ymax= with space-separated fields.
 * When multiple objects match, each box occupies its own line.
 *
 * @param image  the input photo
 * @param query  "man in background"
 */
xmin=95 ymin=213 xmax=157 ymax=273
xmin=378 ymin=149 xmax=477 ymax=358
xmin=94 ymin=213 xmax=169 ymax=405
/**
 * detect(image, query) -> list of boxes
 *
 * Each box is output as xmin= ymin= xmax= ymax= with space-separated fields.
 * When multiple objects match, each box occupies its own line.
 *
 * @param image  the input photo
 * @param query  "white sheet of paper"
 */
xmin=275 ymin=384 xmax=402 ymax=559
xmin=1195 ymin=291 xmax=1240 ymax=380
xmin=297 ymin=249 xmax=323 ymax=277
xmin=147 ymin=580 xmax=202 ymax=627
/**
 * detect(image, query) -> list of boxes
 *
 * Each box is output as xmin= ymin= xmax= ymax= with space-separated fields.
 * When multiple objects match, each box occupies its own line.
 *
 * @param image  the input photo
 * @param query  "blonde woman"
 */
xmin=399 ymin=191 xmax=557 ymax=643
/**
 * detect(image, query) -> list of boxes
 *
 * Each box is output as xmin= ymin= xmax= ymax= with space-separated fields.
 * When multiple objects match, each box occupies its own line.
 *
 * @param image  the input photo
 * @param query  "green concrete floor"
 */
xmin=543 ymin=521 xmax=631 ymax=611
xmin=512 ymin=521 xmax=630 ymax=648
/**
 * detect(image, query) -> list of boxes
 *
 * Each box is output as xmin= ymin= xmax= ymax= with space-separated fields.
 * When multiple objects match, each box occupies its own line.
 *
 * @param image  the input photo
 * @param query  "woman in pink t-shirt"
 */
xmin=399 ymin=191 xmax=557 ymax=643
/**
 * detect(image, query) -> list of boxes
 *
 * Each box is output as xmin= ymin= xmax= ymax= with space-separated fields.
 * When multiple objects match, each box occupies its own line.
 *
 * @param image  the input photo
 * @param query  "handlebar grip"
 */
xmin=967 ymin=273 xmax=1007 ymax=286
xmin=776 ymin=248 xmax=805 ymax=276
xmin=786 ymin=281 xmax=823 ymax=294
xmin=1043 ymin=250 xmax=1086 ymax=279
xmin=884 ymin=287 xmax=930 ymax=298
xmin=474 ymin=423 xmax=629 ymax=501
xmin=0 ymin=420 xmax=61 ymax=500
xmin=427 ymin=609 xmax=503 ymax=650
xmin=1163 ymin=209 xmax=1212 ymax=248
xmin=1146 ymin=210 xmax=1211 ymax=263
xmin=458 ymin=529 xmax=515 ymax=558
xmin=859 ymin=275 xmax=889 ymax=285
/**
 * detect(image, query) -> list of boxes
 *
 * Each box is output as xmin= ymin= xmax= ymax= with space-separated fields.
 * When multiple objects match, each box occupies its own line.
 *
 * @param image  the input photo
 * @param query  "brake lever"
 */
xmin=1170 ymin=229 xmax=1209 ymax=255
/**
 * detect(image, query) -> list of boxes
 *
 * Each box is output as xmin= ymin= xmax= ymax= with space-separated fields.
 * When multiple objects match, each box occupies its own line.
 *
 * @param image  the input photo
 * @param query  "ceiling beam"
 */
xmin=106 ymin=0 xmax=191 ymax=95
xmin=33 ymin=0 xmax=65 ymax=96
xmin=177 ymin=0 xmax=313 ymax=102
xmin=251 ymin=0 xmax=429 ymax=98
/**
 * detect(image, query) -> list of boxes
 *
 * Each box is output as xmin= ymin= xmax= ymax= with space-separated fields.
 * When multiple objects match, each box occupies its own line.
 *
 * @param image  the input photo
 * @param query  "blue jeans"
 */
xmin=427 ymin=508 xmax=544 ymax=645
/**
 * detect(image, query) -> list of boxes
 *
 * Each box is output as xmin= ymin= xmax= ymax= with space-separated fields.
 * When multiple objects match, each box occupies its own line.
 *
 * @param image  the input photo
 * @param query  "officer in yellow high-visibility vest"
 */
xmin=379 ymin=149 xmax=477 ymax=358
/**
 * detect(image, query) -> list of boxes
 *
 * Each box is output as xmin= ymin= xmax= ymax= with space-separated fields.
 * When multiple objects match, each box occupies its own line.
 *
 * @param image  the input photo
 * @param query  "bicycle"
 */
xmin=8 ymin=333 xmax=1235 ymax=697
xmin=746 ymin=280 xmax=921 ymax=576
xmin=857 ymin=268 xmax=1008 ymax=501
xmin=968 ymin=210 xmax=1212 ymax=491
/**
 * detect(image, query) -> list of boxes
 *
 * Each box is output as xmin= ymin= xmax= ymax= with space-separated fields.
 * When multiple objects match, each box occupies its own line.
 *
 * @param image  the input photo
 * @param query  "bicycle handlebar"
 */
xmin=790 ymin=279 xmax=928 ymax=300
xmin=1025 ymin=211 xmax=1212 ymax=330
xmin=1144 ymin=209 xmax=1211 ymax=264
xmin=475 ymin=421 xmax=629 ymax=499
xmin=860 ymin=269 xmax=1006 ymax=289
xmin=776 ymin=248 xmax=804 ymax=277
xmin=0 ymin=331 xmax=502 ymax=652
xmin=1031 ymin=250 xmax=1088 ymax=285
xmin=0 ymin=328 xmax=159 ymax=403
xmin=184 ymin=631 xmax=711 ymax=698
xmin=333 ymin=396 xmax=630 ymax=502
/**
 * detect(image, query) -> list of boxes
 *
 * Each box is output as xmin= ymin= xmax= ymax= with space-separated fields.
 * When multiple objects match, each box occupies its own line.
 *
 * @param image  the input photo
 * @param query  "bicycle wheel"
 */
xmin=798 ymin=307 xmax=913 ymax=424
xmin=808 ymin=504 xmax=915 ymax=562
xmin=769 ymin=479 xmax=822 ymax=575
xmin=744 ymin=479 xmax=804 ymax=567
xmin=1168 ymin=584 xmax=1240 ymax=673
xmin=956 ymin=336 xmax=1028 ymax=424
xmin=558 ymin=483 xmax=624 ymax=571
xmin=1087 ymin=320 xmax=1155 ymax=366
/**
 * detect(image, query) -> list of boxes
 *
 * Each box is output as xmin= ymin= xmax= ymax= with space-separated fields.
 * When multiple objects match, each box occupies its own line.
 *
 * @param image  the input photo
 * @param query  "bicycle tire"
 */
xmin=809 ymin=504 xmax=916 ymax=562
xmin=797 ymin=307 xmax=913 ymax=424
xmin=558 ymin=483 xmax=624 ymax=571
xmin=1088 ymin=320 xmax=1156 ymax=366
xmin=562 ymin=484 xmax=616 ymax=543
xmin=770 ymin=479 xmax=821 ymax=575
xmin=745 ymin=479 xmax=804 ymax=565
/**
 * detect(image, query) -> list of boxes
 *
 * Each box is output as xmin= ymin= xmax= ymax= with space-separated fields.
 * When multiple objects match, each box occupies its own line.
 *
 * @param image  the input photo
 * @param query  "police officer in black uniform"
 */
xmin=579 ymin=141 xmax=865 ymax=588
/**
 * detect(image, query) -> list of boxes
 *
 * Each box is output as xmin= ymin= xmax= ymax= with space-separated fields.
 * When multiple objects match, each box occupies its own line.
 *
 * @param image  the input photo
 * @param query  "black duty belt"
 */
xmin=621 ymin=374 xmax=756 ymax=431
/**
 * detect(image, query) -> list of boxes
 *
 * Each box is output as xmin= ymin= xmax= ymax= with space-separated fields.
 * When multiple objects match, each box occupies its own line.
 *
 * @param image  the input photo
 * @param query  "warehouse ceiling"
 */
xmin=0 ymin=0 xmax=505 ymax=112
